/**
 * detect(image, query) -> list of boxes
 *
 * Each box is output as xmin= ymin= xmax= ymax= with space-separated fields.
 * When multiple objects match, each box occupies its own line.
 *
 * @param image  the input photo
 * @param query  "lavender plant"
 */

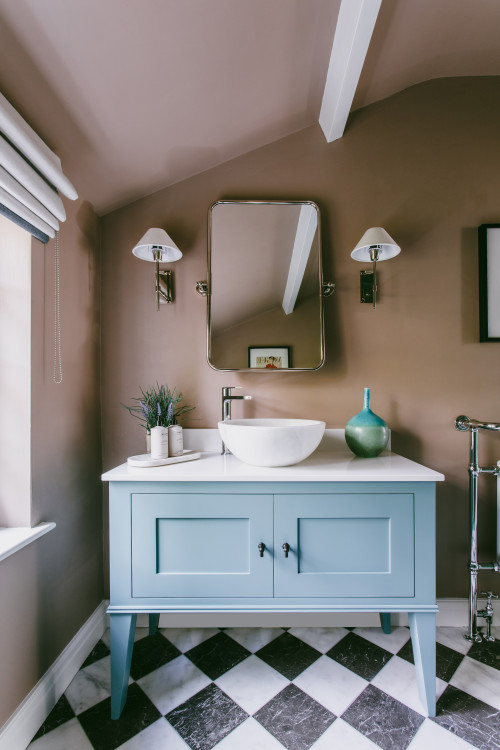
xmin=122 ymin=383 xmax=194 ymax=432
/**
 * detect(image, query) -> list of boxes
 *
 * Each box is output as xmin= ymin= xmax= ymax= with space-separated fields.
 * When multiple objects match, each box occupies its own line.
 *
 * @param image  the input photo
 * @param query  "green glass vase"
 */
xmin=345 ymin=387 xmax=389 ymax=458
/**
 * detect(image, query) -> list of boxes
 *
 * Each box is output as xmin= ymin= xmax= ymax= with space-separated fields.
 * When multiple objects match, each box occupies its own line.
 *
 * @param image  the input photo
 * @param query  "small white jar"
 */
xmin=150 ymin=426 xmax=169 ymax=459
xmin=168 ymin=425 xmax=183 ymax=457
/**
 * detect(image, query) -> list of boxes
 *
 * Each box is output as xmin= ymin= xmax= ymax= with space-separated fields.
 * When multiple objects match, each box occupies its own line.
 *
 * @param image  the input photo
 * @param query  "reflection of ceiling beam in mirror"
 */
xmin=319 ymin=0 xmax=382 ymax=142
xmin=210 ymin=202 xmax=302 ymax=332
xmin=282 ymin=204 xmax=317 ymax=315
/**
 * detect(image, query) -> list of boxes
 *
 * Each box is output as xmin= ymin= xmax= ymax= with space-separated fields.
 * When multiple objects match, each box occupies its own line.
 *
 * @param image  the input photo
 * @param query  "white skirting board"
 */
xmin=0 ymin=601 xmax=107 ymax=750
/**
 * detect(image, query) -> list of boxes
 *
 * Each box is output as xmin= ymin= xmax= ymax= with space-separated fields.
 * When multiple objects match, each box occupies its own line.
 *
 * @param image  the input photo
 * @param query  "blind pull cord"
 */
xmin=53 ymin=230 xmax=62 ymax=384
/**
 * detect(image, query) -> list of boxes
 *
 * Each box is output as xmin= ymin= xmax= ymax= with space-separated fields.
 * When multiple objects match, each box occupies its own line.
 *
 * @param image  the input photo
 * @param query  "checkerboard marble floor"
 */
xmin=28 ymin=625 xmax=500 ymax=750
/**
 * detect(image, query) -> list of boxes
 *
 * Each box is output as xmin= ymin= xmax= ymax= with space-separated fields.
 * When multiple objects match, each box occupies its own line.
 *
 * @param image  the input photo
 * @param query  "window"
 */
xmin=0 ymin=213 xmax=32 ymax=527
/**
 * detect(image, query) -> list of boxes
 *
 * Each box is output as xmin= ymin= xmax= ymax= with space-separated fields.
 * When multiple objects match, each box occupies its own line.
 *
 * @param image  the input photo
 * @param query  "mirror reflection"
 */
xmin=208 ymin=200 xmax=324 ymax=371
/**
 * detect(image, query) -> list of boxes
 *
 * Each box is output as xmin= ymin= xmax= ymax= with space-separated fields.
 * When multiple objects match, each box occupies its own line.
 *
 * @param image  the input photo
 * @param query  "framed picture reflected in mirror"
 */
xmin=248 ymin=346 xmax=291 ymax=369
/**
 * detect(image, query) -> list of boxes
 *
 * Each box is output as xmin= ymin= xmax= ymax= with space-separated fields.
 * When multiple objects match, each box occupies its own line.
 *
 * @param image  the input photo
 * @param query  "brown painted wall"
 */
xmin=102 ymin=77 xmax=500 ymax=598
xmin=0 ymin=198 xmax=102 ymax=726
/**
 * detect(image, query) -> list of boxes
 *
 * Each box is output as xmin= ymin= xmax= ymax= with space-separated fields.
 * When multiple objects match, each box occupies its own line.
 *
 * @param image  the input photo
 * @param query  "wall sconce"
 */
xmin=132 ymin=228 xmax=182 ymax=310
xmin=351 ymin=227 xmax=400 ymax=308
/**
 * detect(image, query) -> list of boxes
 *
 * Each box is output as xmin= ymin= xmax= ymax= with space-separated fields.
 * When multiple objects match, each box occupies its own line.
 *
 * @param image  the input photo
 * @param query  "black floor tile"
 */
xmin=468 ymin=638 xmax=500 ymax=672
xmin=436 ymin=642 xmax=465 ymax=682
xmin=130 ymin=631 xmax=181 ymax=680
xmin=342 ymin=684 xmax=424 ymax=750
xmin=185 ymin=631 xmax=251 ymax=680
xmin=81 ymin=639 xmax=110 ymax=668
xmin=433 ymin=685 xmax=500 ymax=749
xmin=397 ymin=639 xmax=464 ymax=682
xmin=166 ymin=682 xmax=248 ymax=750
xmin=254 ymin=683 xmax=335 ymax=750
xmin=326 ymin=631 xmax=392 ymax=681
xmin=77 ymin=683 xmax=161 ymax=750
xmin=32 ymin=694 xmax=75 ymax=739
xmin=255 ymin=631 xmax=321 ymax=680
xmin=396 ymin=638 xmax=413 ymax=663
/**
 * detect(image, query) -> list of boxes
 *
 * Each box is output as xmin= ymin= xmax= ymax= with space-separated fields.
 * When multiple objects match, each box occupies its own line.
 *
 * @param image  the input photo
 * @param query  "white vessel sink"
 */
xmin=218 ymin=418 xmax=326 ymax=467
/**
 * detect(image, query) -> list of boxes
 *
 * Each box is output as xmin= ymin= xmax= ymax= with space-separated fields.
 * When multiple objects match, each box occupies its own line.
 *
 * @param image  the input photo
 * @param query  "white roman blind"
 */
xmin=0 ymin=91 xmax=78 ymax=243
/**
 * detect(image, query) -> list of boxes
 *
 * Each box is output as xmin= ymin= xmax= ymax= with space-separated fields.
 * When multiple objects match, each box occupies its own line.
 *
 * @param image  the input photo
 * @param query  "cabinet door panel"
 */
xmin=298 ymin=517 xmax=389 ymax=573
xmin=157 ymin=518 xmax=250 ymax=574
xmin=275 ymin=494 xmax=414 ymax=598
xmin=131 ymin=494 xmax=273 ymax=598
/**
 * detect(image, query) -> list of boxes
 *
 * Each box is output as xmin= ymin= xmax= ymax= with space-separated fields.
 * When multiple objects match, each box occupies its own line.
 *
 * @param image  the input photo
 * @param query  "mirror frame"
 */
xmin=206 ymin=199 xmax=325 ymax=372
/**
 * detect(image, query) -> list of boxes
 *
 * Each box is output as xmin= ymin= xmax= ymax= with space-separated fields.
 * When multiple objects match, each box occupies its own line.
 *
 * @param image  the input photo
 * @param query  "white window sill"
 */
xmin=0 ymin=522 xmax=56 ymax=562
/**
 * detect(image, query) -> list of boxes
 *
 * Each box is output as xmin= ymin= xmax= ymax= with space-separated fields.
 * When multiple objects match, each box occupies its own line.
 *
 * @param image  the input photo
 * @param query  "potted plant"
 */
xmin=122 ymin=383 xmax=194 ymax=452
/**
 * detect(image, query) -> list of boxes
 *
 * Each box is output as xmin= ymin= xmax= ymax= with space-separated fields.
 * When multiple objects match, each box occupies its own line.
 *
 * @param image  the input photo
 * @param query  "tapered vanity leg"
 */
xmin=380 ymin=613 xmax=391 ymax=634
xmin=149 ymin=613 xmax=160 ymax=635
xmin=110 ymin=613 xmax=137 ymax=719
xmin=409 ymin=612 xmax=436 ymax=717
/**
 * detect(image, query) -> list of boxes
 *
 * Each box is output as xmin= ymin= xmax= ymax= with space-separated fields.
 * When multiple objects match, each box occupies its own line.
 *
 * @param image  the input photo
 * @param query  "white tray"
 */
xmin=127 ymin=450 xmax=201 ymax=468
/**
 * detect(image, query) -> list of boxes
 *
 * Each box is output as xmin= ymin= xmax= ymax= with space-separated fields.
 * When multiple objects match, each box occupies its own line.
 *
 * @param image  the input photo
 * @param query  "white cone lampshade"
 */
xmin=132 ymin=227 xmax=182 ymax=262
xmin=351 ymin=227 xmax=401 ymax=262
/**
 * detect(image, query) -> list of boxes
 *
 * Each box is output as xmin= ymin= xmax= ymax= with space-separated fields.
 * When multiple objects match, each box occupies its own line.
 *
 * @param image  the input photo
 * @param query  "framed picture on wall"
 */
xmin=248 ymin=346 xmax=291 ymax=369
xmin=478 ymin=224 xmax=500 ymax=342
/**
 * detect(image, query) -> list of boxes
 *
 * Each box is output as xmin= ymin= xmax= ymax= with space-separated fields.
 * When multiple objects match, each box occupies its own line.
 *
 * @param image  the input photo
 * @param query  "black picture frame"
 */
xmin=478 ymin=224 xmax=500 ymax=342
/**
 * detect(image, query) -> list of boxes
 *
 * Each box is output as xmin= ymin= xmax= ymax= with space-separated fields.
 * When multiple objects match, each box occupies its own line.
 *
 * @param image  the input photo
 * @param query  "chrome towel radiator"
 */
xmin=455 ymin=415 xmax=500 ymax=642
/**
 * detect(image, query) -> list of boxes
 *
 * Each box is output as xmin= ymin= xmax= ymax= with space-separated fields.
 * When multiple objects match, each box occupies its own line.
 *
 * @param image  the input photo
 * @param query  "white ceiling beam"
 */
xmin=319 ymin=0 xmax=382 ymax=143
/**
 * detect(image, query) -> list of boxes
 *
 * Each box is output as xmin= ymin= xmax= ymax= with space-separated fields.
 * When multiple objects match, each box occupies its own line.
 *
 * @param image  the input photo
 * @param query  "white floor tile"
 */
xmin=371 ymin=655 xmax=447 ymax=716
xmin=215 ymin=655 xmax=288 ymax=714
xmin=352 ymin=626 xmax=411 ymax=654
xmin=293 ymin=655 xmax=368 ymax=716
xmin=116 ymin=718 xmax=191 ymax=749
xmin=28 ymin=718 xmax=94 ymax=750
xmin=159 ymin=627 xmax=219 ymax=652
xmin=407 ymin=717 xmax=476 ymax=749
xmin=223 ymin=627 xmax=284 ymax=652
xmin=436 ymin=627 xmax=472 ymax=656
xmin=137 ymin=654 xmax=210 ymax=715
xmin=310 ymin=718 xmax=378 ymax=749
xmin=288 ymin=627 xmax=349 ymax=653
xmin=450 ymin=656 xmax=500 ymax=710
xmin=65 ymin=655 xmax=118 ymax=714
xmin=212 ymin=717 xmax=284 ymax=749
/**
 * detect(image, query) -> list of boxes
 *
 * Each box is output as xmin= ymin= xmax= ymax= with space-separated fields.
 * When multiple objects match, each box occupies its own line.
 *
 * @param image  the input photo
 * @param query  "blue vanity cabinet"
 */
xmin=106 ymin=478 xmax=438 ymax=721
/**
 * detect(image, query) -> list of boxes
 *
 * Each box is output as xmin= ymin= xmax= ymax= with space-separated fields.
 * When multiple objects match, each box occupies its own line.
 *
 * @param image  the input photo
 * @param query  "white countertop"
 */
xmin=102 ymin=450 xmax=444 ymax=483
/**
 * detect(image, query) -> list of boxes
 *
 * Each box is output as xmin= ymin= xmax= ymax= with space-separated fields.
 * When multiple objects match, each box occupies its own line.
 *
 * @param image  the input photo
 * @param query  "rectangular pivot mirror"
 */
xmin=208 ymin=200 xmax=325 ymax=371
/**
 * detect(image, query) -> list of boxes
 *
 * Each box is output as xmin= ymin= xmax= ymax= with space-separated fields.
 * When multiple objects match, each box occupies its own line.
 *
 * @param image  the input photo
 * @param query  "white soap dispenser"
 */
xmin=168 ymin=420 xmax=183 ymax=457
xmin=167 ymin=400 xmax=183 ymax=457
xmin=150 ymin=404 xmax=169 ymax=459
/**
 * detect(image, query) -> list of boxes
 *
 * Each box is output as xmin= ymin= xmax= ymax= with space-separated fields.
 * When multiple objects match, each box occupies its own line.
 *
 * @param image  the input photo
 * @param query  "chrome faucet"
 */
xmin=221 ymin=386 xmax=252 ymax=454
